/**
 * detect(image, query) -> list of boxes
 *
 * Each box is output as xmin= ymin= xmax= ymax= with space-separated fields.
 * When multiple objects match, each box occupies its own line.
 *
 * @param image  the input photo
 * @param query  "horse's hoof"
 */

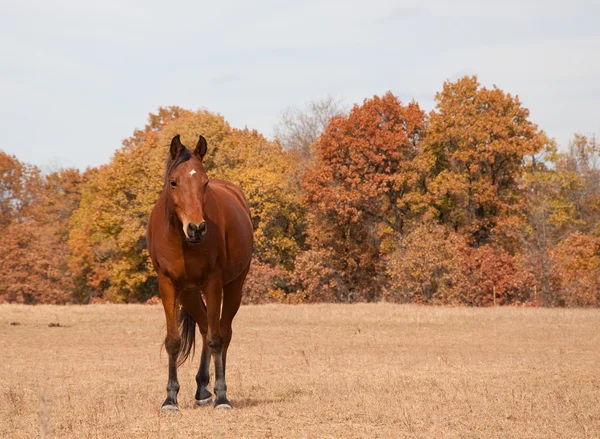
xmin=194 ymin=396 xmax=212 ymax=407
xmin=161 ymin=404 xmax=179 ymax=413
xmin=214 ymin=402 xmax=232 ymax=410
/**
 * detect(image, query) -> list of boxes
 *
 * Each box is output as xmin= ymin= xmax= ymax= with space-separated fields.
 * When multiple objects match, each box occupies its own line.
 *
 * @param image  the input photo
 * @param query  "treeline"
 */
xmin=1 ymin=76 xmax=599 ymax=306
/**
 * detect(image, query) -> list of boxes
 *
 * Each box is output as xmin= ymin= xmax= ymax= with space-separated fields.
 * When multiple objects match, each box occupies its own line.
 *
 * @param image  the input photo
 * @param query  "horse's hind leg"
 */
xmin=158 ymin=274 xmax=181 ymax=412
xmin=221 ymin=265 xmax=248 ymax=376
xmin=205 ymin=266 xmax=248 ymax=410
xmin=203 ymin=276 xmax=232 ymax=410
xmin=180 ymin=292 xmax=212 ymax=406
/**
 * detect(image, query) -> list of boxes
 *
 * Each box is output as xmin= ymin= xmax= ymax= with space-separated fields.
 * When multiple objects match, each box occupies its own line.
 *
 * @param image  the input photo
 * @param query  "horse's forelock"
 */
xmin=164 ymin=148 xmax=192 ymax=187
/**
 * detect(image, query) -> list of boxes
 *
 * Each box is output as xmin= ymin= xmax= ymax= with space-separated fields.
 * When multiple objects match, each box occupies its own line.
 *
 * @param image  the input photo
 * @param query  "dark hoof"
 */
xmin=214 ymin=397 xmax=232 ymax=410
xmin=195 ymin=396 xmax=212 ymax=407
xmin=161 ymin=403 xmax=179 ymax=413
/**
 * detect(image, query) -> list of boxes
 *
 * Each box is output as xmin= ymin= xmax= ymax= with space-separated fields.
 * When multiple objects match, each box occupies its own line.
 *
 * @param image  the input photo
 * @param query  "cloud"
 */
xmin=209 ymin=74 xmax=241 ymax=86
xmin=1 ymin=0 xmax=599 ymax=168
xmin=375 ymin=5 xmax=432 ymax=24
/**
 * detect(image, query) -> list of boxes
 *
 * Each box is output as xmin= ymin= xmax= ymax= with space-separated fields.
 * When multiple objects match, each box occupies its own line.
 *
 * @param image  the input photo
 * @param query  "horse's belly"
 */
xmin=218 ymin=233 xmax=249 ymax=284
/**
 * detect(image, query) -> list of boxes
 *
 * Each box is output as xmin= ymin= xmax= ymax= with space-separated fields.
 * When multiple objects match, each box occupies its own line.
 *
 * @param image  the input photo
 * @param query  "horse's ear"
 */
xmin=170 ymin=135 xmax=185 ymax=160
xmin=194 ymin=135 xmax=208 ymax=161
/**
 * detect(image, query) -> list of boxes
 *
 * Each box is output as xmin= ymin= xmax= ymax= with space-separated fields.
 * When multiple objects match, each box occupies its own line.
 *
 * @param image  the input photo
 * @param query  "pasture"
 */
xmin=1 ymin=303 xmax=599 ymax=438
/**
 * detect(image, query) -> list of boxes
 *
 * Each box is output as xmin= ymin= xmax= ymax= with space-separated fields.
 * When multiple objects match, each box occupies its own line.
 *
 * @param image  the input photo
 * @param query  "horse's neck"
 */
xmin=160 ymin=193 xmax=183 ymax=239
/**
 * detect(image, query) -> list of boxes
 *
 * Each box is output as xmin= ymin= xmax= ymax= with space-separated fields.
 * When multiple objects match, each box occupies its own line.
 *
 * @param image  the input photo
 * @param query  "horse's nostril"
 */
xmin=187 ymin=222 xmax=206 ymax=240
xmin=187 ymin=223 xmax=197 ymax=237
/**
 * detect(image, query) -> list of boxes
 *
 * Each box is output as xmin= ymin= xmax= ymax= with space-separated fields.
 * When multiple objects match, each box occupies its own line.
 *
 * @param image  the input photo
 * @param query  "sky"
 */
xmin=1 ymin=0 xmax=599 ymax=170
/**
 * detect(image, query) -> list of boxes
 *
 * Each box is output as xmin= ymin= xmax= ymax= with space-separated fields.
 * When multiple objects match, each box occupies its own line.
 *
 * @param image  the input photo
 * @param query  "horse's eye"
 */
xmin=170 ymin=181 xmax=177 ymax=188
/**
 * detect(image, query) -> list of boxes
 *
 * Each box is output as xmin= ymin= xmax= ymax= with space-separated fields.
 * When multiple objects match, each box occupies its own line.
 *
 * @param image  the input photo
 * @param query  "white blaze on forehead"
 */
xmin=189 ymin=169 xmax=196 ymax=176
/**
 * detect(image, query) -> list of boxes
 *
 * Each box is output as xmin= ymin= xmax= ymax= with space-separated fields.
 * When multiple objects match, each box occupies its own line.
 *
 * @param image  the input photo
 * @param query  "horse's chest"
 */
xmin=161 ymin=250 xmax=217 ymax=284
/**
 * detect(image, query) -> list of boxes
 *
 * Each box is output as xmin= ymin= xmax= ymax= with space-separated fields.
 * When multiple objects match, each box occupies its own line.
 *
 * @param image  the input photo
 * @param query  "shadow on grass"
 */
xmin=233 ymin=390 xmax=303 ymax=408
xmin=233 ymin=398 xmax=281 ymax=408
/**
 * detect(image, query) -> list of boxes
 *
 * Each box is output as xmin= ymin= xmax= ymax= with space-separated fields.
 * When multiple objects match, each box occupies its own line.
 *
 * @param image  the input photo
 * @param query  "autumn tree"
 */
xmin=3 ymin=82 xmax=600 ymax=307
xmin=301 ymin=92 xmax=427 ymax=301
xmin=69 ymin=107 xmax=305 ymax=302
xmin=216 ymin=128 xmax=305 ymax=268
xmin=424 ymin=76 xmax=547 ymax=244
xmin=521 ymin=142 xmax=582 ymax=304
xmin=386 ymin=221 xmax=534 ymax=306
xmin=0 ymin=151 xmax=41 ymax=227
xmin=550 ymin=232 xmax=600 ymax=306
xmin=560 ymin=134 xmax=600 ymax=230
xmin=0 ymin=220 xmax=75 ymax=304
xmin=522 ymin=134 xmax=600 ymax=305
xmin=68 ymin=107 xmax=232 ymax=302
xmin=385 ymin=223 xmax=468 ymax=304
xmin=0 ymin=159 xmax=85 ymax=304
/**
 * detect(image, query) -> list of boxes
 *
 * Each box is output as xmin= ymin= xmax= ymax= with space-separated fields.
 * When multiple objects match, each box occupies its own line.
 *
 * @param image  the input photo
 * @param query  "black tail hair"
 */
xmin=177 ymin=308 xmax=196 ymax=367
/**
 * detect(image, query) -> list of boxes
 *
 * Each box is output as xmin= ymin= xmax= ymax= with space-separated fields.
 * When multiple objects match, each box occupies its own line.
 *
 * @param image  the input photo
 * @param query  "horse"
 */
xmin=146 ymin=134 xmax=253 ymax=411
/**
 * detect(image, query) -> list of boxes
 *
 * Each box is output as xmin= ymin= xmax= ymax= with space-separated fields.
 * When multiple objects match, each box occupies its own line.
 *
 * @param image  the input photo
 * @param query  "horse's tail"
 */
xmin=177 ymin=308 xmax=196 ymax=367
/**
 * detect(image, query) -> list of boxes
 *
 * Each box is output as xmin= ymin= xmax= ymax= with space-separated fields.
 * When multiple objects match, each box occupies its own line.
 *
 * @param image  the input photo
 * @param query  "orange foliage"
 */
xmin=68 ymin=107 xmax=230 ymax=302
xmin=242 ymin=260 xmax=291 ymax=304
xmin=425 ymin=76 xmax=547 ymax=243
xmin=303 ymin=92 xmax=427 ymax=299
xmin=0 ymin=151 xmax=41 ymax=227
xmin=550 ymin=232 xmax=600 ymax=306
xmin=0 ymin=220 xmax=72 ymax=304
xmin=292 ymin=249 xmax=349 ymax=302
xmin=387 ymin=223 xmax=534 ymax=306
xmin=386 ymin=223 xmax=468 ymax=304
xmin=67 ymin=107 xmax=304 ymax=302
xmin=461 ymin=245 xmax=534 ymax=306
xmin=2 ymin=77 xmax=600 ymax=306
xmin=0 ymin=160 xmax=85 ymax=304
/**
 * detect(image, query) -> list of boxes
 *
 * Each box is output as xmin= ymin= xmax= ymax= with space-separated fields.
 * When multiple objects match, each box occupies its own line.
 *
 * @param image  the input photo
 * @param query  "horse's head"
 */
xmin=165 ymin=134 xmax=210 ymax=243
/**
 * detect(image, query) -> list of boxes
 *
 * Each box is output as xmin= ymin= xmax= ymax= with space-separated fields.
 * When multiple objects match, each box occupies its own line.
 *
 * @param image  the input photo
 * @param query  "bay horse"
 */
xmin=146 ymin=134 xmax=253 ymax=411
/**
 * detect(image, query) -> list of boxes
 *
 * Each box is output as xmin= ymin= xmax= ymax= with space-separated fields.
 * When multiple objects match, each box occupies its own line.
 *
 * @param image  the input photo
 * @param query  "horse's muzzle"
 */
xmin=186 ymin=221 xmax=207 ymax=243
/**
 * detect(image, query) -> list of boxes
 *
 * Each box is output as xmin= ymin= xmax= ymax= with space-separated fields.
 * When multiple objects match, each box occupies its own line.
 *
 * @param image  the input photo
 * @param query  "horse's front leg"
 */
xmin=196 ymin=331 xmax=212 ymax=405
xmin=158 ymin=274 xmax=181 ymax=412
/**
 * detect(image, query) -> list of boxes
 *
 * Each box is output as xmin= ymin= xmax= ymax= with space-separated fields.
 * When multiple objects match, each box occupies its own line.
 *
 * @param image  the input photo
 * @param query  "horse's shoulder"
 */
xmin=208 ymin=179 xmax=250 ymax=212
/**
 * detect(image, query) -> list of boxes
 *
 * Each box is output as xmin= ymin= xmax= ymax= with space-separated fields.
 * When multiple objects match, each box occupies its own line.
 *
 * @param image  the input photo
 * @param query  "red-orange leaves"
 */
xmin=302 ymin=92 xmax=427 ymax=299
xmin=306 ymin=92 xmax=426 ymax=226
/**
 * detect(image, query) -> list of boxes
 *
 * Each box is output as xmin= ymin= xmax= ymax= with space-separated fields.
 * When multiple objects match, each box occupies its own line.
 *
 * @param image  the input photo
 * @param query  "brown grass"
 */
xmin=1 ymin=303 xmax=600 ymax=438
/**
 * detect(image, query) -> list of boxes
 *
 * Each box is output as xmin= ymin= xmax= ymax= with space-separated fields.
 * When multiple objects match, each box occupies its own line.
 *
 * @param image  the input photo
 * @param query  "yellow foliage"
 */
xmin=68 ymin=108 xmax=304 ymax=301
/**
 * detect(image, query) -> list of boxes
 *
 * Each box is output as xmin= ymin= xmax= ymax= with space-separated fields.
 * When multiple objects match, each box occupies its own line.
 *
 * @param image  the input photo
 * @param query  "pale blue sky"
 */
xmin=1 ymin=0 xmax=599 ymax=170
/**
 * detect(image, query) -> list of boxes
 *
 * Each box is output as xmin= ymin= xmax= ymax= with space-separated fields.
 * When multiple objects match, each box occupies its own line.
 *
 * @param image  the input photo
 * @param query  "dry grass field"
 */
xmin=1 ymin=303 xmax=600 ymax=438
